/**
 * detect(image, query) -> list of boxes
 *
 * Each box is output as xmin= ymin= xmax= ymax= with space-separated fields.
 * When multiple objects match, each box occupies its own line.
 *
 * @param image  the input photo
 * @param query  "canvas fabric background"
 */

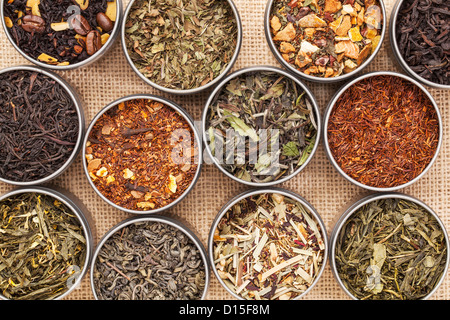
xmin=0 ymin=0 xmax=449 ymax=300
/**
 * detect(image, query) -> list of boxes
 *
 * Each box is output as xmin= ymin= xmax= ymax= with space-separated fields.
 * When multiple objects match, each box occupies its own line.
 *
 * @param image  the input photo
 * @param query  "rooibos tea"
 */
xmin=124 ymin=0 xmax=239 ymax=91
xmin=92 ymin=220 xmax=207 ymax=300
xmin=205 ymin=69 xmax=318 ymax=184
xmin=3 ymin=0 xmax=117 ymax=66
xmin=326 ymin=74 xmax=440 ymax=189
xmin=334 ymin=197 xmax=447 ymax=300
xmin=0 ymin=69 xmax=80 ymax=183
xmin=85 ymin=98 xmax=199 ymax=212
xmin=268 ymin=0 xmax=383 ymax=78
xmin=0 ymin=192 xmax=87 ymax=300
xmin=395 ymin=0 xmax=450 ymax=86
xmin=212 ymin=191 xmax=326 ymax=300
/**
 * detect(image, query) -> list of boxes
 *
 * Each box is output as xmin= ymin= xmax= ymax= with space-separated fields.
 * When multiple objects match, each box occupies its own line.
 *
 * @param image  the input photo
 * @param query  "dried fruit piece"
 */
xmin=273 ymin=22 xmax=296 ymax=41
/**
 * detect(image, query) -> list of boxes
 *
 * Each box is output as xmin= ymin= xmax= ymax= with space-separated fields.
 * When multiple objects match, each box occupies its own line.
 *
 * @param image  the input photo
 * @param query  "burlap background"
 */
xmin=0 ymin=0 xmax=449 ymax=300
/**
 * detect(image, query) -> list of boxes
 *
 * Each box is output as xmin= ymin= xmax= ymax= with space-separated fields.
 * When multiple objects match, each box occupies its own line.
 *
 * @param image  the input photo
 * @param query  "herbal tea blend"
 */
xmin=0 ymin=70 xmax=79 ymax=183
xmin=395 ymin=0 xmax=449 ymax=85
xmin=335 ymin=198 xmax=447 ymax=300
xmin=206 ymin=71 xmax=318 ymax=184
xmin=3 ymin=0 xmax=117 ymax=66
xmin=269 ymin=0 xmax=383 ymax=78
xmin=124 ymin=0 xmax=238 ymax=90
xmin=327 ymin=75 xmax=439 ymax=189
xmin=93 ymin=221 xmax=206 ymax=300
xmin=213 ymin=192 xmax=325 ymax=300
xmin=0 ymin=192 xmax=87 ymax=300
xmin=86 ymin=99 xmax=198 ymax=211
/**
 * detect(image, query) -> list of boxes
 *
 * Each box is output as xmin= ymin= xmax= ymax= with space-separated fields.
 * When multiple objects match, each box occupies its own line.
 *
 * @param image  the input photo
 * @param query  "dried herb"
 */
xmin=0 ymin=70 xmax=79 ymax=183
xmin=0 ymin=192 xmax=87 ymax=300
xmin=213 ymin=192 xmax=325 ymax=300
xmin=124 ymin=0 xmax=238 ymax=90
xmin=3 ymin=0 xmax=117 ymax=66
xmin=206 ymin=71 xmax=318 ymax=184
xmin=269 ymin=0 xmax=383 ymax=78
xmin=335 ymin=198 xmax=447 ymax=300
xmin=327 ymin=75 xmax=439 ymax=188
xmin=86 ymin=99 xmax=198 ymax=211
xmin=395 ymin=0 xmax=450 ymax=85
xmin=93 ymin=221 xmax=206 ymax=300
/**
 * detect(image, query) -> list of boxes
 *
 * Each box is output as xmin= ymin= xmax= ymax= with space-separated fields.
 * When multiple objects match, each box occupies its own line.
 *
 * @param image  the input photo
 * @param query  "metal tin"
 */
xmin=90 ymin=214 xmax=211 ymax=300
xmin=0 ymin=185 xmax=94 ymax=300
xmin=329 ymin=192 xmax=450 ymax=300
xmin=201 ymin=65 xmax=321 ymax=187
xmin=0 ymin=65 xmax=85 ymax=186
xmin=120 ymin=0 xmax=243 ymax=95
xmin=208 ymin=187 xmax=328 ymax=300
xmin=263 ymin=0 xmax=387 ymax=84
xmin=0 ymin=0 xmax=123 ymax=71
xmin=322 ymin=70 xmax=443 ymax=192
xmin=389 ymin=0 xmax=450 ymax=90
xmin=82 ymin=94 xmax=202 ymax=215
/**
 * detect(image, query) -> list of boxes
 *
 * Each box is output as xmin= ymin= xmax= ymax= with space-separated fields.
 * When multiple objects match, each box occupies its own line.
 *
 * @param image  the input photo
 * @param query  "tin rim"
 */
xmin=90 ymin=214 xmax=211 ymax=300
xmin=263 ymin=0 xmax=387 ymax=84
xmin=322 ymin=70 xmax=443 ymax=192
xmin=82 ymin=94 xmax=203 ymax=215
xmin=201 ymin=65 xmax=321 ymax=187
xmin=389 ymin=0 xmax=450 ymax=90
xmin=120 ymin=0 xmax=243 ymax=95
xmin=208 ymin=187 xmax=328 ymax=300
xmin=0 ymin=0 xmax=123 ymax=70
xmin=329 ymin=192 xmax=450 ymax=300
xmin=0 ymin=65 xmax=85 ymax=186
xmin=0 ymin=186 xmax=94 ymax=300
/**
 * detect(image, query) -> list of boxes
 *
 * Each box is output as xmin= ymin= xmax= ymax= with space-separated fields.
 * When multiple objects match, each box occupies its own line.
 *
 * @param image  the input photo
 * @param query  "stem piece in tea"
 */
xmin=206 ymin=71 xmax=318 ymax=184
xmin=213 ymin=193 xmax=325 ymax=300
xmin=93 ymin=221 xmax=206 ymax=300
xmin=124 ymin=0 xmax=238 ymax=90
xmin=0 ymin=193 xmax=87 ymax=300
xmin=335 ymin=198 xmax=447 ymax=300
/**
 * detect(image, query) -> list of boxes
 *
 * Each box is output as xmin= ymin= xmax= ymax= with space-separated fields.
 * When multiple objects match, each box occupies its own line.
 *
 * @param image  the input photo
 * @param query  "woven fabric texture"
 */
xmin=0 ymin=0 xmax=449 ymax=300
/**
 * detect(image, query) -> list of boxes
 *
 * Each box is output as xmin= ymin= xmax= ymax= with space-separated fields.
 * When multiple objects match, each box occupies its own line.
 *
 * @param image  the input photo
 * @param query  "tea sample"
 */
xmin=212 ymin=192 xmax=325 ymax=300
xmin=93 ymin=221 xmax=207 ymax=300
xmin=3 ymin=0 xmax=117 ymax=66
xmin=86 ymin=98 xmax=198 ymax=211
xmin=269 ymin=0 xmax=383 ymax=78
xmin=124 ymin=0 xmax=238 ymax=90
xmin=206 ymin=70 xmax=318 ymax=184
xmin=0 ymin=192 xmax=87 ymax=300
xmin=335 ymin=197 xmax=447 ymax=300
xmin=327 ymin=75 xmax=439 ymax=189
xmin=395 ymin=0 xmax=449 ymax=85
xmin=0 ymin=70 xmax=79 ymax=183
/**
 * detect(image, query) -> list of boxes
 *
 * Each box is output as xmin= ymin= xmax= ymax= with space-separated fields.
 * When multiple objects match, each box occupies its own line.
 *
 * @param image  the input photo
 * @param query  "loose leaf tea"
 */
xmin=125 ymin=0 xmax=238 ymax=90
xmin=0 ymin=193 xmax=87 ymax=300
xmin=395 ymin=0 xmax=450 ymax=85
xmin=0 ymin=70 xmax=79 ymax=182
xmin=335 ymin=198 xmax=447 ymax=300
xmin=206 ymin=71 xmax=318 ymax=183
xmin=327 ymin=75 xmax=439 ymax=188
xmin=4 ymin=0 xmax=117 ymax=66
xmin=93 ymin=221 xmax=206 ymax=300
xmin=86 ymin=99 xmax=198 ymax=211
xmin=213 ymin=193 xmax=325 ymax=300
xmin=269 ymin=0 xmax=383 ymax=78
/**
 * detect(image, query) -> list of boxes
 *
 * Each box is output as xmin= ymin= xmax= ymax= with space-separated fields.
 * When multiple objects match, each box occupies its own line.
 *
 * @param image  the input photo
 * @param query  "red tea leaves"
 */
xmin=327 ymin=75 xmax=439 ymax=188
